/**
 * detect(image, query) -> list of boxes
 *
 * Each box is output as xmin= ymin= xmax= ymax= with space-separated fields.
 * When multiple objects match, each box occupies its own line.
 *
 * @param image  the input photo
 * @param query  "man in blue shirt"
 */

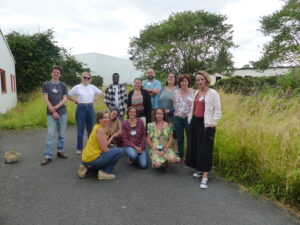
xmin=142 ymin=68 xmax=161 ymax=109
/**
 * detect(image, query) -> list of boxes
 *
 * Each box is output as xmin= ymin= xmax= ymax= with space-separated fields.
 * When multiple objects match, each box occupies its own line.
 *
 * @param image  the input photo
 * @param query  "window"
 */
xmin=0 ymin=69 xmax=7 ymax=94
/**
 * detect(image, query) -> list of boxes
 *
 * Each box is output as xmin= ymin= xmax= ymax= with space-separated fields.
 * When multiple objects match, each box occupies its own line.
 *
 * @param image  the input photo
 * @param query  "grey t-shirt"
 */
xmin=42 ymin=81 xmax=68 ymax=115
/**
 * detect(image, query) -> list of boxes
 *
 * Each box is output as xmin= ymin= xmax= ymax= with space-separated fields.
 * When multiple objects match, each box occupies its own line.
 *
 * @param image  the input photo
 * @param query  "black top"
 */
xmin=127 ymin=89 xmax=152 ymax=125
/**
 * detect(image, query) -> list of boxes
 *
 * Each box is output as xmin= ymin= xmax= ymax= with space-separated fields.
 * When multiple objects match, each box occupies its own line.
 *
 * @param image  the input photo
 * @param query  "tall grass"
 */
xmin=0 ymin=90 xmax=106 ymax=130
xmin=214 ymin=90 xmax=300 ymax=208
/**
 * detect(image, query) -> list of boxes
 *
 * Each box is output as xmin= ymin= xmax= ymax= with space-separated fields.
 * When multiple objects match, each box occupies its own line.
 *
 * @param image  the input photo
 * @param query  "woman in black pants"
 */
xmin=185 ymin=71 xmax=221 ymax=189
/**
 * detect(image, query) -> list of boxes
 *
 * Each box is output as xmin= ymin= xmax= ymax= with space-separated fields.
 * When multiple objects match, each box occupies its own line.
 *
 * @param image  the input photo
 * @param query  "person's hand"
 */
xmin=52 ymin=111 xmax=60 ymax=120
xmin=135 ymin=147 xmax=142 ymax=153
xmin=48 ymin=105 xmax=55 ymax=113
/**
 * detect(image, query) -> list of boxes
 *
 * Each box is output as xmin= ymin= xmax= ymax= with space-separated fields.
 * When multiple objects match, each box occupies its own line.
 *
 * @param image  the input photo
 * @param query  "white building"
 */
xmin=0 ymin=29 xmax=17 ymax=114
xmin=212 ymin=67 xmax=293 ymax=85
xmin=74 ymin=53 xmax=143 ymax=85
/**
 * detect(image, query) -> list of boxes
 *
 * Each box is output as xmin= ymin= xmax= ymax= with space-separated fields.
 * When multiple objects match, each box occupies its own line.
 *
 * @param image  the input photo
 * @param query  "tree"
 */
xmin=91 ymin=75 xmax=103 ymax=88
xmin=5 ymin=29 xmax=87 ymax=93
xmin=253 ymin=0 xmax=300 ymax=69
xmin=128 ymin=10 xmax=235 ymax=79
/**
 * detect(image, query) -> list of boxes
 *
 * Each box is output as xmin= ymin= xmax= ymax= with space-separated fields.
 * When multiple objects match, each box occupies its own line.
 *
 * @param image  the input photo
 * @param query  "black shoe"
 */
xmin=41 ymin=158 xmax=52 ymax=165
xmin=57 ymin=152 xmax=68 ymax=159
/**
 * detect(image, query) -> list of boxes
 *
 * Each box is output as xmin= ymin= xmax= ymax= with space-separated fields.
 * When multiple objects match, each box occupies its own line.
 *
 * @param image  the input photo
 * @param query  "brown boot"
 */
xmin=57 ymin=152 xmax=68 ymax=159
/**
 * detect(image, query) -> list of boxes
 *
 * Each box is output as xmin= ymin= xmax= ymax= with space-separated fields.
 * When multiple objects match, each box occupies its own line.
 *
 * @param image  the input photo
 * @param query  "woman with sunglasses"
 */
xmin=68 ymin=72 xmax=102 ymax=155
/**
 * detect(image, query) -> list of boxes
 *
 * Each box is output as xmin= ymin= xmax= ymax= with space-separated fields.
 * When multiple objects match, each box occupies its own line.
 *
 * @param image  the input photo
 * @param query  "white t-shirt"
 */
xmin=68 ymin=84 xmax=102 ymax=103
xmin=113 ymin=85 xmax=119 ymax=107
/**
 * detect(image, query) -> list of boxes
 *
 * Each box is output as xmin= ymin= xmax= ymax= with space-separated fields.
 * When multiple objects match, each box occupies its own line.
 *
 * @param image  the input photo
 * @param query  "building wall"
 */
xmin=74 ymin=53 xmax=143 ymax=85
xmin=0 ymin=30 xmax=17 ymax=114
xmin=212 ymin=67 xmax=292 ymax=85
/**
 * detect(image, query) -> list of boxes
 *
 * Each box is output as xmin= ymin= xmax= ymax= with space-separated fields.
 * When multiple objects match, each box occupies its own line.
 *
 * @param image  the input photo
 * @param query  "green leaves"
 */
xmin=254 ymin=0 xmax=300 ymax=69
xmin=128 ymin=10 xmax=235 ymax=78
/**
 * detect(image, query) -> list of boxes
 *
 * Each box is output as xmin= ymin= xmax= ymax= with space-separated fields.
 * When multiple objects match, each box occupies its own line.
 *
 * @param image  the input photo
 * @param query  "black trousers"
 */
xmin=185 ymin=116 xmax=216 ymax=172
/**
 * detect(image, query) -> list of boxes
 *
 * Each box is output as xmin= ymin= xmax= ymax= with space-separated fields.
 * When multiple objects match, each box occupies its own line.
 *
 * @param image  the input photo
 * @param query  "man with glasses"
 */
xmin=104 ymin=73 xmax=127 ymax=120
xmin=41 ymin=66 xmax=68 ymax=165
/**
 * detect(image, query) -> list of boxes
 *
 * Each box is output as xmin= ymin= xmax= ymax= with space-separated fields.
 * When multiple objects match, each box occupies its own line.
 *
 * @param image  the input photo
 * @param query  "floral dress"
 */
xmin=147 ymin=122 xmax=179 ymax=164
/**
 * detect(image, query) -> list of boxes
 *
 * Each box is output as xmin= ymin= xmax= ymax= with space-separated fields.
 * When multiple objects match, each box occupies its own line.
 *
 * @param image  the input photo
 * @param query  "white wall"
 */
xmin=0 ymin=30 xmax=17 ymax=114
xmin=212 ymin=67 xmax=292 ymax=85
xmin=74 ymin=53 xmax=143 ymax=85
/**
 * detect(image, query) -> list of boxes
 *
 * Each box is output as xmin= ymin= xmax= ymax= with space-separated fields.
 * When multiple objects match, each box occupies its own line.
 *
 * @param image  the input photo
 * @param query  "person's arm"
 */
xmin=104 ymin=87 xmax=111 ymax=108
xmin=108 ymin=119 xmax=122 ymax=143
xmin=143 ymin=90 xmax=152 ymax=124
xmin=96 ymin=128 xmax=109 ymax=152
xmin=127 ymin=90 xmax=132 ymax=108
xmin=211 ymin=90 xmax=222 ymax=127
xmin=93 ymin=85 xmax=103 ymax=103
xmin=163 ymin=124 xmax=173 ymax=152
xmin=54 ymin=95 xmax=68 ymax=110
xmin=43 ymin=94 xmax=55 ymax=113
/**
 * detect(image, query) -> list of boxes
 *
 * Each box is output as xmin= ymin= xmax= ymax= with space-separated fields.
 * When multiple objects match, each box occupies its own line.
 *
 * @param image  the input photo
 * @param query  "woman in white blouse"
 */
xmin=68 ymin=72 xmax=102 ymax=154
xmin=172 ymin=74 xmax=195 ymax=161
xmin=186 ymin=71 xmax=221 ymax=189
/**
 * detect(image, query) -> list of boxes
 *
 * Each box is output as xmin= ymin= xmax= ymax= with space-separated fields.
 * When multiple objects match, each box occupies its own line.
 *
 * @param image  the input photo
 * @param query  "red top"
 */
xmin=193 ymin=94 xmax=205 ymax=117
xmin=121 ymin=118 xmax=146 ymax=149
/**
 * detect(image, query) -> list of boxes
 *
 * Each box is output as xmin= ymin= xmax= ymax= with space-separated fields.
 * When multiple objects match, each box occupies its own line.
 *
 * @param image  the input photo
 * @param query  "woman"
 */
xmin=147 ymin=108 xmax=179 ymax=168
xmin=127 ymin=78 xmax=152 ymax=125
xmin=77 ymin=111 xmax=123 ymax=180
xmin=122 ymin=106 xmax=148 ymax=169
xmin=105 ymin=108 xmax=122 ymax=147
xmin=68 ymin=72 xmax=102 ymax=154
xmin=173 ymin=74 xmax=194 ymax=161
xmin=186 ymin=71 xmax=221 ymax=189
xmin=158 ymin=72 xmax=177 ymax=124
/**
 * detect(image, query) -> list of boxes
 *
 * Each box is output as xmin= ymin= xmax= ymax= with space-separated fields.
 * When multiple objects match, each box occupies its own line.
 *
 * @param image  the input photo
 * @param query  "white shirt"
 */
xmin=68 ymin=84 xmax=102 ymax=103
xmin=113 ymin=85 xmax=119 ymax=107
xmin=188 ymin=88 xmax=221 ymax=127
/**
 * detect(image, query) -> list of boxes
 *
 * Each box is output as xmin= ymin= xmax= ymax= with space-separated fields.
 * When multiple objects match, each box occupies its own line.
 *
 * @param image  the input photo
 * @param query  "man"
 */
xmin=142 ymin=68 xmax=161 ymax=109
xmin=104 ymin=73 xmax=127 ymax=120
xmin=41 ymin=66 xmax=68 ymax=165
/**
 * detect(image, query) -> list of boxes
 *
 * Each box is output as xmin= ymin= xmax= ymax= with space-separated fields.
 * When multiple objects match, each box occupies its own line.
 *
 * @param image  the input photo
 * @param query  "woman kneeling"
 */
xmin=77 ymin=111 xmax=123 ymax=180
xmin=122 ymin=106 xmax=148 ymax=169
xmin=147 ymin=108 xmax=179 ymax=168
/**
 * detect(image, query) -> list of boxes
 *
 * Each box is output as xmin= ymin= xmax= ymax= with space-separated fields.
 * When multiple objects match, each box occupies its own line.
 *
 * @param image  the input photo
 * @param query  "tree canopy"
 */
xmin=128 ymin=10 xmax=235 ymax=79
xmin=253 ymin=0 xmax=300 ymax=69
xmin=5 ymin=29 xmax=89 ymax=93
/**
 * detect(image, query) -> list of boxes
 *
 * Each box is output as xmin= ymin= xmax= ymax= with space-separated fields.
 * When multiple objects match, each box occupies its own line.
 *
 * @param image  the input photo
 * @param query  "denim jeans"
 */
xmin=76 ymin=104 xmax=95 ymax=150
xmin=44 ymin=113 xmax=67 ymax=158
xmin=124 ymin=147 xmax=148 ymax=169
xmin=83 ymin=148 xmax=124 ymax=174
xmin=173 ymin=116 xmax=190 ymax=159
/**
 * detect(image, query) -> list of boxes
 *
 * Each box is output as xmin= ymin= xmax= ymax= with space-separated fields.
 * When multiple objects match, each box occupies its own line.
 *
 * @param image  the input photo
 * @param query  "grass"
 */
xmin=214 ymin=90 xmax=300 ymax=209
xmin=0 ymin=89 xmax=107 ymax=130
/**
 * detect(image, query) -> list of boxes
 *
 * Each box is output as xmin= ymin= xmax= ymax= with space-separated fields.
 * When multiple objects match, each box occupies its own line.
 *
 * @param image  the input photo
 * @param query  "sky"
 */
xmin=0 ymin=0 xmax=284 ymax=68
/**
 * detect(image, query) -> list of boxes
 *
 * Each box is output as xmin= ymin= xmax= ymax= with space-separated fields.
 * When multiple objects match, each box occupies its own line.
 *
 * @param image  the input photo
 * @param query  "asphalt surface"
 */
xmin=0 ymin=127 xmax=299 ymax=225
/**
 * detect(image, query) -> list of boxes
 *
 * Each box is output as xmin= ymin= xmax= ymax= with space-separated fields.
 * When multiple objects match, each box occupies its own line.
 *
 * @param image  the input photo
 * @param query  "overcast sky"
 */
xmin=1 ymin=0 xmax=284 ymax=68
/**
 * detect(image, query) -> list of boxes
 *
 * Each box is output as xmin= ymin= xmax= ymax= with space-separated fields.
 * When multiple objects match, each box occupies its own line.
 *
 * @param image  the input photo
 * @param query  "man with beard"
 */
xmin=104 ymin=73 xmax=127 ymax=120
xmin=142 ymin=68 xmax=161 ymax=110
xmin=41 ymin=66 xmax=68 ymax=165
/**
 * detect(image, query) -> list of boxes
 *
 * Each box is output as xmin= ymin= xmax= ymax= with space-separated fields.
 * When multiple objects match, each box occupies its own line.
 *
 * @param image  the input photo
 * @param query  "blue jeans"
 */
xmin=124 ymin=147 xmax=148 ymax=169
xmin=44 ymin=113 xmax=67 ymax=158
xmin=173 ymin=116 xmax=190 ymax=159
xmin=83 ymin=148 xmax=124 ymax=174
xmin=76 ymin=104 xmax=95 ymax=150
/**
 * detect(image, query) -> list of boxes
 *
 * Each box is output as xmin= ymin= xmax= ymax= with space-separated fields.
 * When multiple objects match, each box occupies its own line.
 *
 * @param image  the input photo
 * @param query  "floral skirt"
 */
xmin=149 ymin=148 xmax=179 ymax=164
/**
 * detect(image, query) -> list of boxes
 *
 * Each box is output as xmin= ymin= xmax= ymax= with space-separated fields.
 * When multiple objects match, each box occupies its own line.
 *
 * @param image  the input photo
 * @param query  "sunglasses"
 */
xmin=83 ymin=77 xmax=91 ymax=80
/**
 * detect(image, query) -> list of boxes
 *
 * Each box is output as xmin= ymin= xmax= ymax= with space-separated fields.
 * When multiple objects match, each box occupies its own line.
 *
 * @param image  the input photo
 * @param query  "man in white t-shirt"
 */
xmin=104 ymin=73 xmax=127 ymax=120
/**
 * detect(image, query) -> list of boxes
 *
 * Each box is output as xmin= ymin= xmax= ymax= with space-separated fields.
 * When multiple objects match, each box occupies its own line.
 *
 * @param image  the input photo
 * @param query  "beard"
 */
xmin=148 ymin=75 xmax=154 ymax=81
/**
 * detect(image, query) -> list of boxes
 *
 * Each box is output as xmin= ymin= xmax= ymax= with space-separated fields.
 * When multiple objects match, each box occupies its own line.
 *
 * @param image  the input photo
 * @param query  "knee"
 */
xmin=167 ymin=156 xmax=177 ymax=163
xmin=140 ymin=163 xmax=148 ymax=169
xmin=153 ymin=162 xmax=162 ymax=168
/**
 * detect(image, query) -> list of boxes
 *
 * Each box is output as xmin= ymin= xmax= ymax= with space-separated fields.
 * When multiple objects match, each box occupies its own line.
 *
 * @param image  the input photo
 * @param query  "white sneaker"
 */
xmin=77 ymin=165 xmax=87 ymax=178
xmin=76 ymin=150 xmax=82 ymax=155
xmin=98 ymin=170 xmax=116 ymax=180
xmin=200 ymin=179 xmax=208 ymax=189
xmin=193 ymin=171 xmax=202 ymax=177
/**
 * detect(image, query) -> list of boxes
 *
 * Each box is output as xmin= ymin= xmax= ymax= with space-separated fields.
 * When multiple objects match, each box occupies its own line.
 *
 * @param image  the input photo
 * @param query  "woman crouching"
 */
xmin=77 ymin=111 xmax=123 ymax=180
xmin=147 ymin=108 xmax=179 ymax=168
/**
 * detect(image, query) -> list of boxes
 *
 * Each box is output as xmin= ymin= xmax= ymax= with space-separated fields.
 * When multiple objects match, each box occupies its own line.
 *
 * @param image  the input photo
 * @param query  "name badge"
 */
xmin=199 ymin=96 xmax=204 ymax=101
xmin=130 ymin=130 xmax=137 ymax=136
xmin=52 ymin=88 xmax=58 ymax=93
xmin=157 ymin=144 xmax=163 ymax=150
xmin=147 ymin=82 xmax=152 ymax=86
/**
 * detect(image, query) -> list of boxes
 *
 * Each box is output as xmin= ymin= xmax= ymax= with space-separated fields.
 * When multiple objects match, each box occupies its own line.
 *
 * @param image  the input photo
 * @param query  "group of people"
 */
xmin=41 ymin=66 xmax=221 ymax=189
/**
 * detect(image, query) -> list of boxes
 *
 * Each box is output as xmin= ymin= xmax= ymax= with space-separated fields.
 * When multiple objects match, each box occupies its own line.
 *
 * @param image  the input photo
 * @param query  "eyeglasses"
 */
xmin=83 ymin=77 xmax=91 ymax=80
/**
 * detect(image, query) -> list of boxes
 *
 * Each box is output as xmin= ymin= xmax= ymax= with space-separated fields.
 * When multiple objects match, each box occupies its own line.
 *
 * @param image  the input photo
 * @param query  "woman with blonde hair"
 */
xmin=186 ymin=70 xmax=221 ymax=189
xmin=68 ymin=72 xmax=102 ymax=154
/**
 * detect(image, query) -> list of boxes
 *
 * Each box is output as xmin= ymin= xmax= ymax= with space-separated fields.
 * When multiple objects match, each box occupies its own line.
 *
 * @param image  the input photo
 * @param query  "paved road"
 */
xmin=0 ymin=127 xmax=299 ymax=225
